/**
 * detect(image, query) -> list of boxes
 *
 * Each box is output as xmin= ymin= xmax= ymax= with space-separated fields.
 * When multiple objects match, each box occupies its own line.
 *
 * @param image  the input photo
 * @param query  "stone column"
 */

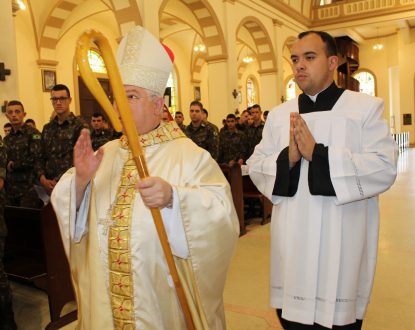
xmin=223 ymin=0 xmax=240 ymax=115
xmin=0 ymin=0 xmax=19 ymax=111
xmin=206 ymin=59 xmax=231 ymax=126
xmin=141 ymin=0 xmax=160 ymax=37
xmin=272 ymin=18 xmax=285 ymax=107
xmin=258 ymin=69 xmax=278 ymax=111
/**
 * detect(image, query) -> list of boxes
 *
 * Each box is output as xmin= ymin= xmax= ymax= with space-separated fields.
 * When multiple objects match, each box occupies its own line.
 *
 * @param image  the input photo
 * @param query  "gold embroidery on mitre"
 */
xmin=108 ymin=154 xmax=137 ymax=329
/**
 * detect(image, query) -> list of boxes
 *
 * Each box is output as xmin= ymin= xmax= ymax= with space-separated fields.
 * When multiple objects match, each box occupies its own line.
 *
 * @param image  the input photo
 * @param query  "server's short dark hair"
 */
xmin=298 ymin=31 xmax=337 ymax=56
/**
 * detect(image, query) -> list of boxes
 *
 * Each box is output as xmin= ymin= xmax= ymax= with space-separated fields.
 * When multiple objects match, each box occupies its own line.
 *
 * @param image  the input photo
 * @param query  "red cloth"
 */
xmin=163 ymin=105 xmax=174 ymax=121
xmin=162 ymin=44 xmax=175 ymax=63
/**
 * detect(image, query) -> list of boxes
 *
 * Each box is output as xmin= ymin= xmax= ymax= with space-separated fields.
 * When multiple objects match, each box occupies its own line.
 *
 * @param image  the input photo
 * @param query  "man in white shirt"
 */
xmin=247 ymin=30 xmax=397 ymax=329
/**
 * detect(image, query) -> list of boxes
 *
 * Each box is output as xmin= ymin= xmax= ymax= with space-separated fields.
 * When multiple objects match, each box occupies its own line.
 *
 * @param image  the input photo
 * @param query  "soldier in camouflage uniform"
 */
xmin=174 ymin=111 xmax=186 ymax=131
xmin=4 ymin=100 xmax=42 ymax=208
xmin=218 ymin=114 xmax=247 ymax=165
xmin=0 ymin=136 xmax=17 ymax=330
xmin=201 ymin=108 xmax=220 ymax=135
xmin=236 ymin=109 xmax=250 ymax=132
xmin=245 ymin=104 xmax=265 ymax=158
xmin=90 ymin=112 xmax=118 ymax=151
xmin=185 ymin=100 xmax=218 ymax=160
xmin=36 ymin=84 xmax=84 ymax=194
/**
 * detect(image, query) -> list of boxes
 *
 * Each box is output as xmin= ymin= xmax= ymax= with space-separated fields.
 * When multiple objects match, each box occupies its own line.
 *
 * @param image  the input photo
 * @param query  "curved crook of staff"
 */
xmin=75 ymin=29 xmax=195 ymax=330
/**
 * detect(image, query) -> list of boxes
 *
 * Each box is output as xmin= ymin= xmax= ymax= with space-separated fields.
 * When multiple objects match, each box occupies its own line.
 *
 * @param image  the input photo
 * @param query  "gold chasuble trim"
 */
xmin=108 ymin=121 xmax=185 ymax=329
xmin=109 ymin=156 xmax=137 ymax=329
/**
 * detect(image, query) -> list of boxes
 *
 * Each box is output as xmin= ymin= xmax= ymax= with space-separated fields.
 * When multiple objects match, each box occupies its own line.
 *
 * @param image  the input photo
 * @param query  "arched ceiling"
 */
xmin=236 ymin=17 xmax=277 ymax=74
xmin=19 ymin=0 xmax=141 ymax=60
xmin=13 ymin=0 xmax=415 ymax=58
xmin=159 ymin=0 xmax=228 ymax=83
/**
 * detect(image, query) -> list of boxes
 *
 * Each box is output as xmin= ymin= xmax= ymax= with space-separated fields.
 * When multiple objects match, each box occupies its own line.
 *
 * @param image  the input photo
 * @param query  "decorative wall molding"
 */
xmin=37 ymin=59 xmax=59 ymax=67
xmin=313 ymin=0 xmax=415 ymax=25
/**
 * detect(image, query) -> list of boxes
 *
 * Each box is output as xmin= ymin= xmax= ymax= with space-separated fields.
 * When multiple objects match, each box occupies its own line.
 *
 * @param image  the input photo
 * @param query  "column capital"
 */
xmin=273 ymin=19 xmax=284 ymax=27
xmin=37 ymin=59 xmax=59 ymax=68
xmin=205 ymin=55 xmax=228 ymax=64
xmin=258 ymin=68 xmax=278 ymax=75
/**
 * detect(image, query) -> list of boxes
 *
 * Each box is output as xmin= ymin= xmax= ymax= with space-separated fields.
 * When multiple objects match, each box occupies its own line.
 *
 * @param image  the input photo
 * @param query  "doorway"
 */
xmin=78 ymin=76 xmax=113 ymax=127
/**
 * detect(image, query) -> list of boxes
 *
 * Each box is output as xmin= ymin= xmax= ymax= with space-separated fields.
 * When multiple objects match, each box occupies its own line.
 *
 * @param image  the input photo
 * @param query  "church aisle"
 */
xmin=10 ymin=148 xmax=414 ymax=329
xmin=363 ymin=147 xmax=415 ymax=330
xmin=223 ymin=148 xmax=415 ymax=330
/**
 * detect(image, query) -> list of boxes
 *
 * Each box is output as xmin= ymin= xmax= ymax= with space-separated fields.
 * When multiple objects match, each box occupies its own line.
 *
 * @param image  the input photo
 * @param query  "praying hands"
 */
xmin=289 ymin=112 xmax=316 ymax=166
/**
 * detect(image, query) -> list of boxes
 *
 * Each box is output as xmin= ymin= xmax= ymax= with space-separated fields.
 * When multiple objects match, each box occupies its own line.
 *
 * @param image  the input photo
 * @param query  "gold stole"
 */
xmin=107 ymin=122 xmax=186 ymax=329
xmin=108 ymin=152 xmax=137 ymax=329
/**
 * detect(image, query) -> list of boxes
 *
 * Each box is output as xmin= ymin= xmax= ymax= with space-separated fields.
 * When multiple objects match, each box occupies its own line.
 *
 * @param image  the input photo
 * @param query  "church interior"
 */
xmin=1 ymin=0 xmax=415 ymax=329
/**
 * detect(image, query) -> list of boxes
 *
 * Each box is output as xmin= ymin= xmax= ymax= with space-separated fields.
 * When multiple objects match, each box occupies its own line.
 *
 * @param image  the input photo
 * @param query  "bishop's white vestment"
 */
xmin=247 ymin=89 xmax=397 ymax=328
xmin=52 ymin=122 xmax=239 ymax=329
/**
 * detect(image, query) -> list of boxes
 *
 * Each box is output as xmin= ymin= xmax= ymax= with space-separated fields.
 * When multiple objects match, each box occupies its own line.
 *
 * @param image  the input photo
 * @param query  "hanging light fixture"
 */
xmin=243 ymin=55 xmax=253 ymax=63
xmin=242 ymin=47 xmax=254 ymax=63
xmin=193 ymin=34 xmax=206 ymax=53
xmin=193 ymin=44 xmax=206 ymax=52
xmin=372 ymin=27 xmax=384 ymax=51
xmin=17 ymin=0 xmax=26 ymax=10
xmin=11 ymin=0 xmax=26 ymax=15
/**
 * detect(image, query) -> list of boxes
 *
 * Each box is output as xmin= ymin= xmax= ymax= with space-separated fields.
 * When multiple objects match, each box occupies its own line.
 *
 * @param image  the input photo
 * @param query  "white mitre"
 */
xmin=116 ymin=26 xmax=173 ymax=96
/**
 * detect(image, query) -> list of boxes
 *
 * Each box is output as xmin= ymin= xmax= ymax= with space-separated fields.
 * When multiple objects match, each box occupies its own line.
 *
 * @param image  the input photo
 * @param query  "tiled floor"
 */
xmin=224 ymin=148 xmax=415 ymax=330
xmin=10 ymin=148 xmax=414 ymax=329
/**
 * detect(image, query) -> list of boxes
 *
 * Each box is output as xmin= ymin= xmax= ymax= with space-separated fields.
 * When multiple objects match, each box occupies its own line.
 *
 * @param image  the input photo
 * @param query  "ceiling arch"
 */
xmin=159 ymin=0 xmax=227 ymax=61
xmin=38 ymin=0 xmax=141 ymax=58
xmin=160 ymin=0 xmax=228 ymax=84
xmin=236 ymin=17 xmax=277 ymax=75
xmin=236 ymin=44 xmax=258 ymax=82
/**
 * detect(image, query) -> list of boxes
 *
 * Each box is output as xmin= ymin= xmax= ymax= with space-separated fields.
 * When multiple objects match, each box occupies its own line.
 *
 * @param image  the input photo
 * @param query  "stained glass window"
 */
xmin=87 ymin=49 xmax=107 ymax=74
xmin=247 ymin=78 xmax=257 ymax=106
xmin=286 ymin=78 xmax=297 ymax=101
xmin=353 ymin=71 xmax=376 ymax=96
xmin=166 ymin=72 xmax=177 ymax=114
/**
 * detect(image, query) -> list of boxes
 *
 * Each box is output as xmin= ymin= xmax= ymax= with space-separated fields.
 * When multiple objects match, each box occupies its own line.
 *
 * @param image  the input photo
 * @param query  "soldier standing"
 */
xmin=174 ymin=111 xmax=186 ymax=131
xmin=0 ymin=136 xmax=17 ymax=329
xmin=236 ymin=109 xmax=250 ymax=132
xmin=4 ymin=100 xmax=42 ymax=208
xmin=185 ymin=100 xmax=218 ymax=160
xmin=218 ymin=114 xmax=247 ymax=166
xmin=3 ymin=124 xmax=12 ymax=138
xmin=36 ymin=84 xmax=84 ymax=194
xmin=245 ymin=104 xmax=265 ymax=158
xmin=202 ymin=108 xmax=219 ymax=135
xmin=90 ymin=112 xmax=117 ymax=151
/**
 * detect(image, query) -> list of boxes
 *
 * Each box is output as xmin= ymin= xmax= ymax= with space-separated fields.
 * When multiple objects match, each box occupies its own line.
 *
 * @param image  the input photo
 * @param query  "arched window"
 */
xmin=246 ymin=77 xmax=257 ymax=106
xmin=166 ymin=71 xmax=178 ymax=114
xmin=353 ymin=71 xmax=376 ymax=96
xmin=87 ymin=49 xmax=107 ymax=74
xmin=286 ymin=78 xmax=297 ymax=101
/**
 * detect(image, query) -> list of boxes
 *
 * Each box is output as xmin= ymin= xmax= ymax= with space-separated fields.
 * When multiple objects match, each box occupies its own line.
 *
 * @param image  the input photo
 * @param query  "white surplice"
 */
xmin=51 ymin=122 xmax=239 ymax=329
xmin=247 ymin=90 xmax=398 ymax=328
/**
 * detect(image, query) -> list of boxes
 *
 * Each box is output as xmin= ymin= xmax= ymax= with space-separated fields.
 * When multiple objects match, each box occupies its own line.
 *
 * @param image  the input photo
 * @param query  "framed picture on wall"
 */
xmin=194 ymin=86 xmax=201 ymax=101
xmin=42 ymin=69 xmax=56 ymax=92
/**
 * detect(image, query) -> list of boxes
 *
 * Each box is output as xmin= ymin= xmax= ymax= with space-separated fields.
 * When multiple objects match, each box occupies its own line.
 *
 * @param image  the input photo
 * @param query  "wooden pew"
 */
xmin=220 ymin=164 xmax=246 ymax=235
xmin=242 ymin=175 xmax=272 ymax=225
xmin=4 ymin=203 xmax=77 ymax=329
